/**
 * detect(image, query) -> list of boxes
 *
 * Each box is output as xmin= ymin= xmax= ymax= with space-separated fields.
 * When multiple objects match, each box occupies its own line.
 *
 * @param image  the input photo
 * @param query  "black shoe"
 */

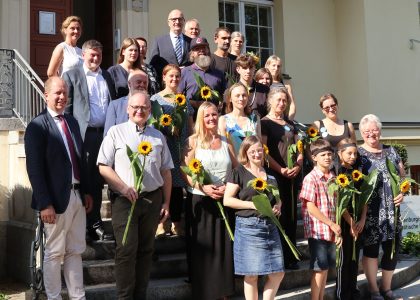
xmin=285 ymin=262 xmax=300 ymax=270
xmin=88 ymin=222 xmax=114 ymax=241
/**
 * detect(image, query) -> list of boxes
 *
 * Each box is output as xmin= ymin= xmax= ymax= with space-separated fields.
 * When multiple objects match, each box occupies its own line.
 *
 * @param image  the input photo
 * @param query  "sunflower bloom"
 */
xmin=200 ymin=86 xmax=212 ymax=100
xmin=159 ymin=114 xmax=172 ymax=126
xmin=307 ymin=127 xmax=318 ymax=138
xmin=263 ymin=144 xmax=269 ymax=155
xmin=400 ymin=180 xmax=411 ymax=194
xmin=351 ymin=170 xmax=363 ymax=182
xmin=297 ymin=140 xmax=304 ymax=154
xmin=138 ymin=141 xmax=152 ymax=156
xmin=336 ymin=174 xmax=350 ymax=188
xmin=175 ymin=94 xmax=186 ymax=106
xmin=252 ymin=178 xmax=267 ymax=192
xmin=188 ymin=159 xmax=202 ymax=174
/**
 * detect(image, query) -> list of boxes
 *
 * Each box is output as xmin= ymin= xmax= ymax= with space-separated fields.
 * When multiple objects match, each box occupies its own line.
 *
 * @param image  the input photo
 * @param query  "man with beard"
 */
xmin=178 ymin=37 xmax=225 ymax=118
xmin=210 ymin=27 xmax=237 ymax=84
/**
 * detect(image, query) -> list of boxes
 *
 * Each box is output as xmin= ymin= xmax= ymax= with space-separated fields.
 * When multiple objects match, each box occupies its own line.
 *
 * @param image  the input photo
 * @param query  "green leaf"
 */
xmin=287 ymin=144 xmax=297 ymax=169
xmin=150 ymin=99 xmax=164 ymax=119
xmin=386 ymin=158 xmax=400 ymax=197
xmin=357 ymin=169 xmax=378 ymax=216
xmin=193 ymin=73 xmax=206 ymax=87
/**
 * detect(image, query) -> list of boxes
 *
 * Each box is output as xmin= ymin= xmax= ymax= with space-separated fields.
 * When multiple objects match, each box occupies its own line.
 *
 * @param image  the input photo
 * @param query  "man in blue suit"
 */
xmin=25 ymin=77 xmax=92 ymax=299
xmin=104 ymin=69 xmax=148 ymax=136
xmin=63 ymin=40 xmax=115 ymax=241
xmin=150 ymin=9 xmax=191 ymax=83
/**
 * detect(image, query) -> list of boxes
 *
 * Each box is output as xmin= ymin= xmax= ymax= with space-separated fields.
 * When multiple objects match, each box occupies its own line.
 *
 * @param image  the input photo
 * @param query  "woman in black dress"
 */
xmin=261 ymin=87 xmax=303 ymax=270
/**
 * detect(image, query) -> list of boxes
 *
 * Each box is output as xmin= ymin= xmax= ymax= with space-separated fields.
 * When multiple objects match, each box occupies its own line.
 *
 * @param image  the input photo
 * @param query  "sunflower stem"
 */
xmin=216 ymin=202 xmax=234 ymax=241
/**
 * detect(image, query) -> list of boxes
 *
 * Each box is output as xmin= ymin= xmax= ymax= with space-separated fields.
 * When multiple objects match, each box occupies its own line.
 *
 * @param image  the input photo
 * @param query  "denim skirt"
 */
xmin=234 ymin=216 xmax=284 ymax=275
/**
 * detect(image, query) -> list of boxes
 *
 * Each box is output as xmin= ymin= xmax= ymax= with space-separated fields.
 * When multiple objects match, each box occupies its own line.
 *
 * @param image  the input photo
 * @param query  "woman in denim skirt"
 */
xmin=224 ymin=135 xmax=285 ymax=300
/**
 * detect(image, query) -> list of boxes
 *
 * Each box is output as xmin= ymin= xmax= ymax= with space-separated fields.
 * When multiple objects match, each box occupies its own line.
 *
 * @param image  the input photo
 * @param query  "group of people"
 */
xmin=24 ymin=7 xmax=406 ymax=300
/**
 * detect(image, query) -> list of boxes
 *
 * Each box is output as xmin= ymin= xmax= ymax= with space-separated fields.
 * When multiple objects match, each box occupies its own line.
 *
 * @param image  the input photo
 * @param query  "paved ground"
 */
xmin=394 ymin=275 xmax=420 ymax=300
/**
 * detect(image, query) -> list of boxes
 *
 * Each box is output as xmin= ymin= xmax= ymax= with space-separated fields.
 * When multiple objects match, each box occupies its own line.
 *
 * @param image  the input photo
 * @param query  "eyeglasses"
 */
xmin=362 ymin=129 xmax=380 ymax=136
xmin=322 ymin=104 xmax=337 ymax=111
xmin=168 ymin=17 xmax=184 ymax=23
xmin=129 ymin=105 xmax=150 ymax=112
xmin=247 ymin=148 xmax=264 ymax=156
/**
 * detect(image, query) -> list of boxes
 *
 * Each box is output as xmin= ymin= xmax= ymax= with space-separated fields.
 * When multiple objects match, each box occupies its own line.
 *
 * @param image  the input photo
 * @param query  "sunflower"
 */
xmin=159 ymin=114 xmax=172 ymax=127
xmin=188 ymin=158 xmax=202 ymax=174
xmin=138 ymin=141 xmax=153 ymax=156
xmin=351 ymin=170 xmax=363 ymax=182
xmin=263 ymin=144 xmax=269 ymax=155
xmin=175 ymin=94 xmax=186 ymax=106
xmin=251 ymin=178 xmax=267 ymax=192
xmin=400 ymin=180 xmax=411 ymax=194
xmin=297 ymin=140 xmax=304 ymax=154
xmin=307 ymin=126 xmax=318 ymax=138
xmin=336 ymin=174 xmax=350 ymax=188
xmin=200 ymin=86 xmax=212 ymax=100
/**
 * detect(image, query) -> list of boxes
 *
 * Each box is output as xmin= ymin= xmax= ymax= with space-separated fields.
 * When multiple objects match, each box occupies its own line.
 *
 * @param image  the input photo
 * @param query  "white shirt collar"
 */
xmin=83 ymin=64 xmax=101 ymax=76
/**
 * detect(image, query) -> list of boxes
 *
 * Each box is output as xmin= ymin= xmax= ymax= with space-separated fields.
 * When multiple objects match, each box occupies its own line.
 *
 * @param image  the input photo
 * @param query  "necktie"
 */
xmin=57 ymin=115 xmax=81 ymax=181
xmin=175 ymin=35 xmax=182 ymax=64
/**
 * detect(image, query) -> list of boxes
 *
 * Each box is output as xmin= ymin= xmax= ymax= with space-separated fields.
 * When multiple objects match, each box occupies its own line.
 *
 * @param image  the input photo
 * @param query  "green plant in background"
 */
xmin=384 ymin=143 xmax=409 ymax=173
xmin=0 ymin=293 xmax=9 ymax=300
xmin=401 ymin=232 xmax=420 ymax=257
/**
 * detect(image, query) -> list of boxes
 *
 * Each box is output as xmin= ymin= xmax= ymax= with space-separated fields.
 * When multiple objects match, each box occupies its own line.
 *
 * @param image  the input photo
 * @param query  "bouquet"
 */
xmin=286 ymin=139 xmax=304 ymax=222
xmin=181 ymin=158 xmax=234 ymax=241
xmin=247 ymin=178 xmax=301 ymax=260
xmin=123 ymin=141 xmax=153 ymax=245
xmin=385 ymin=158 xmax=418 ymax=259
xmin=193 ymin=73 xmax=221 ymax=103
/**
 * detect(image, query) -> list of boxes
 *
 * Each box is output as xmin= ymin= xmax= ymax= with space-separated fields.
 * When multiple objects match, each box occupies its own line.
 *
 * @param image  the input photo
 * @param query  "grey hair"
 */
xmin=359 ymin=114 xmax=382 ymax=131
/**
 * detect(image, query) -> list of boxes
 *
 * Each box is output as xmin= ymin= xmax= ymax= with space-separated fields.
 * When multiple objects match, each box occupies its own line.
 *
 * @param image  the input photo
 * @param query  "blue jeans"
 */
xmin=308 ymin=238 xmax=336 ymax=271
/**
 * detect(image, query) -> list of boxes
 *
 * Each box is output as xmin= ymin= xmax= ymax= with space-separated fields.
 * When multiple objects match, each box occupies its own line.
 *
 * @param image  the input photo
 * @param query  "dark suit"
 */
xmin=150 ymin=33 xmax=191 ymax=82
xmin=63 ymin=66 xmax=116 ymax=232
xmin=25 ymin=109 xmax=85 ymax=214
xmin=103 ymin=96 xmax=128 ymax=136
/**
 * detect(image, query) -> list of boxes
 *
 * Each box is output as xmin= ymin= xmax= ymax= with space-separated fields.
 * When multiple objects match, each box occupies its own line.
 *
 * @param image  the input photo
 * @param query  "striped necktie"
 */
xmin=175 ymin=35 xmax=182 ymax=64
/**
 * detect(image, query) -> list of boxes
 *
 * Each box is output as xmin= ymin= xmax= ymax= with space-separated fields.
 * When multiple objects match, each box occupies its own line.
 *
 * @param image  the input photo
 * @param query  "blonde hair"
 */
xmin=117 ymin=38 xmax=142 ymax=69
xmin=265 ymin=55 xmax=282 ymax=82
xmin=238 ymin=135 xmax=264 ymax=165
xmin=225 ymin=83 xmax=251 ymax=115
xmin=191 ymin=102 xmax=219 ymax=149
xmin=61 ymin=16 xmax=83 ymax=38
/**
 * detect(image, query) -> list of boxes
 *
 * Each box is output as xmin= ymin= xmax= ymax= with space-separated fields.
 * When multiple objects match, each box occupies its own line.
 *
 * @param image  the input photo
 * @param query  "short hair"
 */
xmin=266 ymin=87 xmax=290 ymax=113
xmin=359 ymin=114 xmax=382 ymax=132
xmin=127 ymin=69 xmax=147 ymax=81
xmin=185 ymin=18 xmax=200 ymax=27
xmin=319 ymin=93 xmax=338 ymax=109
xmin=235 ymin=54 xmax=256 ymax=69
xmin=265 ymin=55 xmax=282 ymax=81
xmin=82 ymin=40 xmax=103 ymax=52
xmin=230 ymin=31 xmax=244 ymax=41
xmin=255 ymin=68 xmax=273 ymax=86
xmin=224 ymin=83 xmax=251 ymax=115
xmin=44 ymin=76 xmax=66 ymax=94
xmin=310 ymin=139 xmax=333 ymax=156
xmin=238 ymin=135 xmax=264 ymax=165
xmin=135 ymin=37 xmax=147 ymax=46
xmin=128 ymin=90 xmax=150 ymax=105
xmin=214 ymin=27 xmax=231 ymax=39
xmin=117 ymin=38 xmax=142 ymax=69
xmin=61 ymin=16 xmax=83 ymax=38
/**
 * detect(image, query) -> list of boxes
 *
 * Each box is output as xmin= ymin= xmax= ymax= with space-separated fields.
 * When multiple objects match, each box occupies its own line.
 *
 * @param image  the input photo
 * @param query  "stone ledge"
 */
xmin=0 ymin=118 xmax=25 ymax=131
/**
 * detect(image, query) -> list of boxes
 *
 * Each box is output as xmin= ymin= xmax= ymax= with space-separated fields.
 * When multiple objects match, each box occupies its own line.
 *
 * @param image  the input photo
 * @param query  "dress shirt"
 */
xmin=47 ymin=107 xmax=80 ymax=184
xmin=97 ymin=120 xmax=174 ymax=192
xmin=169 ymin=32 xmax=184 ymax=56
xmin=83 ymin=64 xmax=109 ymax=127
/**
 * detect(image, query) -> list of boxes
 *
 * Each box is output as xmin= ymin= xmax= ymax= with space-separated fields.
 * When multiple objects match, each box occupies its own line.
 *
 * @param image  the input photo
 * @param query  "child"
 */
xmin=299 ymin=139 xmax=342 ymax=300
xmin=335 ymin=138 xmax=367 ymax=300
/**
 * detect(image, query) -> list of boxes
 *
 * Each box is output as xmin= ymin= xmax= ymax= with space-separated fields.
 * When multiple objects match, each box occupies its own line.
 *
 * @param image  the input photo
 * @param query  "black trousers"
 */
xmin=169 ymin=186 xmax=184 ymax=223
xmin=112 ymin=188 xmax=162 ymax=300
xmin=83 ymin=129 xmax=104 ymax=228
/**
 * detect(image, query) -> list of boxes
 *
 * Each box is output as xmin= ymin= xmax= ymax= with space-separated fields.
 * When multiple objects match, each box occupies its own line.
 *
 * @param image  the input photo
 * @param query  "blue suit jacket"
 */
xmin=25 ymin=109 xmax=86 ymax=214
xmin=62 ymin=66 xmax=116 ymax=139
xmin=150 ymin=33 xmax=191 ymax=81
xmin=103 ymin=96 xmax=128 ymax=136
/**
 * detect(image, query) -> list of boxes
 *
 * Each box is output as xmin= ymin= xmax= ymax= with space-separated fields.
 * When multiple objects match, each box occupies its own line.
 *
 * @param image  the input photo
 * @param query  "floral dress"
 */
xmin=222 ymin=113 xmax=258 ymax=155
xmin=358 ymin=145 xmax=402 ymax=246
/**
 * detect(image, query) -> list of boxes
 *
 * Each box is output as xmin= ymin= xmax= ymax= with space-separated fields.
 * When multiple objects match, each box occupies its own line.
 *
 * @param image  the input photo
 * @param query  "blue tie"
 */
xmin=175 ymin=35 xmax=182 ymax=64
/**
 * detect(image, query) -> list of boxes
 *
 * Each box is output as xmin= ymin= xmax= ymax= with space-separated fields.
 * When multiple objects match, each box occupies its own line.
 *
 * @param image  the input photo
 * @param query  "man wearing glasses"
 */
xmin=150 ymin=9 xmax=192 ymax=83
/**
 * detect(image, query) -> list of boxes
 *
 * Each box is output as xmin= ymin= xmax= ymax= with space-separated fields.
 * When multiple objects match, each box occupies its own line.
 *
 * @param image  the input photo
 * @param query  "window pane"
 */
xmin=259 ymin=27 xmax=272 ymax=48
xmin=245 ymin=5 xmax=258 ymax=25
xmin=219 ymin=2 xmax=224 ymax=22
xmin=260 ymin=49 xmax=270 ymax=66
xmin=245 ymin=25 xmax=259 ymax=47
xmin=225 ymin=23 xmax=239 ymax=33
xmin=259 ymin=7 xmax=271 ymax=27
xmin=225 ymin=3 xmax=239 ymax=23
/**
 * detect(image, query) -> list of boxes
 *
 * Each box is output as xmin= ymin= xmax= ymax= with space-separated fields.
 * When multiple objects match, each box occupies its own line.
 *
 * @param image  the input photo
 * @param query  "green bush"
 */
xmin=0 ymin=293 xmax=8 ymax=300
xmin=401 ymin=232 xmax=420 ymax=256
xmin=384 ymin=143 xmax=409 ymax=173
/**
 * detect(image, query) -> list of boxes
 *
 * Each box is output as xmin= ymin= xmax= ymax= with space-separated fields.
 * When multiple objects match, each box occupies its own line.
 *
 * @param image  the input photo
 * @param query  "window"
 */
xmin=219 ymin=0 xmax=274 ymax=65
xmin=410 ymin=165 xmax=420 ymax=195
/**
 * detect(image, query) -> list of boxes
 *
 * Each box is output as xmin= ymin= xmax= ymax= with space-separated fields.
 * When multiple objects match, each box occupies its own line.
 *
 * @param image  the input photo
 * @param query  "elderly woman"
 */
xmin=314 ymin=93 xmax=356 ymax=149
xmin=224 ymin=135 xmax=284 ymax=300
xmin=47 ymin=16 xmax=83 ymax=77
xmin=358 ymin=114 xmax=404 ymax=300
xmin=183 ymin=102 xmax=236 ymax=300
xmin=261 ymin=87 xmax=303 ymax=270
xmin=108 ymin=38 xmax=142 ymax=99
